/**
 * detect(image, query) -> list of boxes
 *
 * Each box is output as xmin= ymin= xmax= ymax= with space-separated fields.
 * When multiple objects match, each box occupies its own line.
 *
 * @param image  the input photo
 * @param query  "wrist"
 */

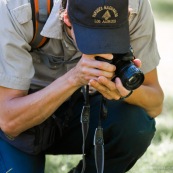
xmin=66 ymin=68 xmax=83 ymax=88
xmin=119 ymin=90 xmax=133 ymax=100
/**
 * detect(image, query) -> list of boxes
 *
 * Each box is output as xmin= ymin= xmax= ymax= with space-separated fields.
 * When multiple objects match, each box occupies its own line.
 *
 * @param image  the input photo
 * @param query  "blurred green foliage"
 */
xmin=150 ymin=0 xmax=173 ymax=20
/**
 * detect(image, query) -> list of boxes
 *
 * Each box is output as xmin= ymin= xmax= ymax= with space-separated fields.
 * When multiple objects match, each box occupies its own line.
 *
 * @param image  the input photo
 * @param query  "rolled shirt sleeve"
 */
xmin=129 ymin=0 xmax=160 ymax=74
xmin=0 ymin=1 xmax=35 ymax=90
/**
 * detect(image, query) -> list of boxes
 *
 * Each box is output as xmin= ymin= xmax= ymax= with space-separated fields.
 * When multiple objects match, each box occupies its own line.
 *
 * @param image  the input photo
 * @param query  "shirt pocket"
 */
xmin=10 ymin=3 xmax=32 ymax=24
xmin=7 ymin=2 xmax=33 ymax=43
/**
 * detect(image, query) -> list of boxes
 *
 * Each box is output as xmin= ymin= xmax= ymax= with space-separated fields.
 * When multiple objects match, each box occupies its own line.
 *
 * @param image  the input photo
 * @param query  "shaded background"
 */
xmin=45 ymin=0 xmax=173 ymax=172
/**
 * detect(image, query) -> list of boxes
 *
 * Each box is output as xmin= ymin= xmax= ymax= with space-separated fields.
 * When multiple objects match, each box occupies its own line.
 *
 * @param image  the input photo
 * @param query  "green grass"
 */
xmin=45 ymin=155 xmax=81 ymax=173
xmin=45 ymin=96 xmax=173 ymax=173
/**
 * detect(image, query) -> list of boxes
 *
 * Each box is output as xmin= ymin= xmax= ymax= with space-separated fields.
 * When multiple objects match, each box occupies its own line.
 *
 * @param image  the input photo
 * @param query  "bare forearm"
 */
xmin=124 ymin=84 xmax=164 ymax=117
xmin=0 ymin=54 xmax=115 ymax=136
xmin=0 ymin=72 xmax=79 ymax=136
xmin=89 ymin=68 xmax=164 ymax=118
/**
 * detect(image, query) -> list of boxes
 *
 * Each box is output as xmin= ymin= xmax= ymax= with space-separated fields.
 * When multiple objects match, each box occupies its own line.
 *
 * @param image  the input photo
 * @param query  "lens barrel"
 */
xmin=116 ymin=62 xmax=144 ymax=90
xmin=96 ymin=52 xmax=145 ymax=90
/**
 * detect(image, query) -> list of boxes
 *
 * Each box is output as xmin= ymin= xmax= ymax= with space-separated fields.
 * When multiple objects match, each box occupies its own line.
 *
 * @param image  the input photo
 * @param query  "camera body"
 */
xmin=96 ymin=49 xmax=144 ymax=90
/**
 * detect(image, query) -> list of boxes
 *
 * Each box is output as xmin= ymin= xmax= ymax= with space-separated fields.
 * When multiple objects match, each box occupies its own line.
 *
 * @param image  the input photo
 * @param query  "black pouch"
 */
xmin=0 ymin=116 xmax=59 ymax=155
xmin=0 ymin=88 xmax=83 ymax=155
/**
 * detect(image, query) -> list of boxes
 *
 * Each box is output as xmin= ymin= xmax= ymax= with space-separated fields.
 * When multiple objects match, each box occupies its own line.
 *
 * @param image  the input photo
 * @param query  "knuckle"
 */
xmin=108 ymin=72 xmax=114 ymax=78
xmin=81 ymin=67 xmax=87 ymax=74
xmin=97 ymin=61 xmax=103 ymax=69
xmin=80 ymin=58 xmax=87 ymax=66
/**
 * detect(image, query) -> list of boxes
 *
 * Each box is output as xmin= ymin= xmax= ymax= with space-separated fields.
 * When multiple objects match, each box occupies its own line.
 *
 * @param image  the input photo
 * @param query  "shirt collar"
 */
xmin=40 ymin=0 xmax=63 ymax=39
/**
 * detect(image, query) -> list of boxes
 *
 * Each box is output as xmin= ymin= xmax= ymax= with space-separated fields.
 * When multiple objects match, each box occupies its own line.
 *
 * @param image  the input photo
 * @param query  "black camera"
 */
xmin=96 ymin=49 xmax=144 ymax=90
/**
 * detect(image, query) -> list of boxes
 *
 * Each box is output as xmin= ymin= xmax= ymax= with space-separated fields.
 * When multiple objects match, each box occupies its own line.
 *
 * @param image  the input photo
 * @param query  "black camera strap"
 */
xmin=81 ymin=85 xmax=90 ymax=173
xmin=81 ymin=86 xmax=107 ymax=173
xmin=94 ymin=95 xmax=106 ymax=173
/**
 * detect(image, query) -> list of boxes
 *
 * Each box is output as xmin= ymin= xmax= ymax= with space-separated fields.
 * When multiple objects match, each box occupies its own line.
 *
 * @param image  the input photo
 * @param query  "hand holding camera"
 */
xmin=96 ymin=49 xmax=144 ymax=90
xmin=89 ymin=49 xmax=144 ymax=100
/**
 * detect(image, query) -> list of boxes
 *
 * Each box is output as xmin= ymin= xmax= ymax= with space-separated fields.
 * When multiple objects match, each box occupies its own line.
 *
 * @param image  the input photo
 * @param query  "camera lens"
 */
xmin=118 ymin=63 xmax=144 ymax=90
xmin=96 ymin=53 xmax=145 ymax=90
xmin=128 ymin=74 xmax=140 ymax=85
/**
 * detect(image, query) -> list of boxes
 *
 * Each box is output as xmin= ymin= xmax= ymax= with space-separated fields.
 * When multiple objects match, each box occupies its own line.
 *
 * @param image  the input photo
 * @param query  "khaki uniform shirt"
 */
xmin=0 ymin=0 xmax=160 ymax=90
